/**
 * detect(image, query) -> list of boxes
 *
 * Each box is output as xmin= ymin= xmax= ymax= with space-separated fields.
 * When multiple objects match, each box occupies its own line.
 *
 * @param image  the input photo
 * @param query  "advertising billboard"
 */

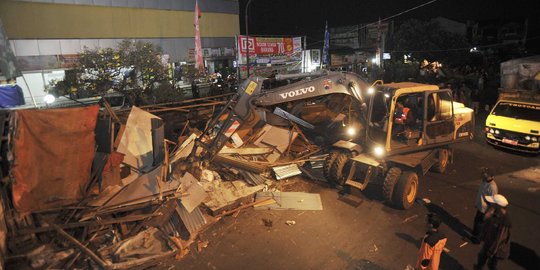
xmin=237 ymin=35 xmax=302 ymax=65
xmin=236 ymin=35 xmax=303 ymax=78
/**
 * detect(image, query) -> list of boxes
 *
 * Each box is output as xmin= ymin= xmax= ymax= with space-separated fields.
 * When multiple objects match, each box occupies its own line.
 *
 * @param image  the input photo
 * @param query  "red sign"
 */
xmin=238 ymin=35 xmax=297 ymax=56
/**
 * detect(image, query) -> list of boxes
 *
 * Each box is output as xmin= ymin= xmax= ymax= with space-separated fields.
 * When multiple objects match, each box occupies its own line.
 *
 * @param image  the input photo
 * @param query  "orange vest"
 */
xmin=416 ymin=236 xmax=447 ymax=270
xmin=395 ymin=107 xmax=410 ymax=122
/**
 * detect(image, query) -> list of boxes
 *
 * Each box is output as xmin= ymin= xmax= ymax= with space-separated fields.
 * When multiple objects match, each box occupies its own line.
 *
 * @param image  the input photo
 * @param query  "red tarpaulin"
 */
xmin=11 ymin=105 xmax=99 ymax=212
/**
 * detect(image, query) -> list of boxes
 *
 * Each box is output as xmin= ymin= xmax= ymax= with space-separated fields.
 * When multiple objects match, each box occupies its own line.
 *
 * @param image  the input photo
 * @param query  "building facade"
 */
xmin=0 ymin=0 xmax=239 ymax=103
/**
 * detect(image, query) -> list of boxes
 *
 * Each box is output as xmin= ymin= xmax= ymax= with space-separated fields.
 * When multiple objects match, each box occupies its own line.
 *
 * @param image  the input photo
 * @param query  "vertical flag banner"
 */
xmin=194 ymin=0 xmax=204 ymax=72
xmin=322 ymin=21 xmax=329 ymax=66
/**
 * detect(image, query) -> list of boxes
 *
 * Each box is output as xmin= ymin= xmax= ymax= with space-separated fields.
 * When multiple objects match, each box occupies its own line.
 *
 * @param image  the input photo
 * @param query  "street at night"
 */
xmin=0 ymin=0 xmax=539 ymax=270
xmin=173 ymin=113 xmax=540 ymax=270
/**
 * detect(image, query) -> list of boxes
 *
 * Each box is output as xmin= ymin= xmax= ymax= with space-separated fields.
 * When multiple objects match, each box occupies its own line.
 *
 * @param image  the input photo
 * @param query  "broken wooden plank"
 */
xmin=102 ymin=99 xmax=121 ymax=124
xmin=113 ymin=124 xmax=126 ymax=151
xmin=108 ymin=251 xmax=176 ymax=269
xmin=51 ymin=224 xmax=110 ymax=269
xmin=17 ymin=214 xmax=156 ymax=235
xmin=63 ymin=229 xmax=101 ymax=269
xmin=137 ymin=93 xmax=235 ymax=109
xmin=219 ymin=147 xmax=273 ymax=156
xmin=147 ymin=101 xmax=227 ymax=113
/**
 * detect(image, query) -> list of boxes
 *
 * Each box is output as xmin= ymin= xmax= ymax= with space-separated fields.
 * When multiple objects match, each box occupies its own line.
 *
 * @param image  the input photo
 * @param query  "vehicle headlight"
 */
xmin=489 ymin=128 xmax=494 ymax=134
xmin=525 ymin=136 xmax=531 ymax=141
xmin=373 ymin=146 xmax=385 ymax=157
xmin=532 ymin=137 xmax=538 ymax=142
xmin=494 ymin=129 xmax=500 ymax=135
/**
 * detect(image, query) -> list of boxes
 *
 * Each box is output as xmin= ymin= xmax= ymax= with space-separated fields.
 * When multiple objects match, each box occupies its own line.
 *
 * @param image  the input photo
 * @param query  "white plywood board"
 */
xmin=117 ymin=106 xmax=161 ymax=171
xmin=254 ymin=125 xmax=297 ymax=163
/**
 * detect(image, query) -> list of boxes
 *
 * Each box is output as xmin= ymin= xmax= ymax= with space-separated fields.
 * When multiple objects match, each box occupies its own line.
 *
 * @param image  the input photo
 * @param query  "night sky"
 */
xmin=239 ymin=0 xmax=540 ymax=51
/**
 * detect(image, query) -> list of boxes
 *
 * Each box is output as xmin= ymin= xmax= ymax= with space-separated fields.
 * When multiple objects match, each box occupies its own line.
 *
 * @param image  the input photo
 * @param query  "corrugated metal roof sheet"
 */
xmin=239 ymin=170 xmax=267 ymax=185
xmin=176 ymin=201 xmax=206 ymax=235
xmin=272 ymin=164 xmax=302 ymax=180
xmin=309 ymin=154 xmax=327 ymax=169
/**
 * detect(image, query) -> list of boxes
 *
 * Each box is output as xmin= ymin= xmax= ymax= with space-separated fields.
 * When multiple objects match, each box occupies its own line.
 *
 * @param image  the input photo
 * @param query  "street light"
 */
xmin=245 ymin=0 xmax=254 ymax=77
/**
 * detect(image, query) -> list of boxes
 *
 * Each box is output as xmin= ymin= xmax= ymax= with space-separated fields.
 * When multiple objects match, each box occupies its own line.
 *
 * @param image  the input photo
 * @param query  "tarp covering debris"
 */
xmin=11 ymin=105 xmax=99 ymax=212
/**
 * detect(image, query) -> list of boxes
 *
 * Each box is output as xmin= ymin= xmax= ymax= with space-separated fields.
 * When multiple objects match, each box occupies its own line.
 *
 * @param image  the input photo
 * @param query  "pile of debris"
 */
xmin=0 ymin=96 xmax=326 ymax=269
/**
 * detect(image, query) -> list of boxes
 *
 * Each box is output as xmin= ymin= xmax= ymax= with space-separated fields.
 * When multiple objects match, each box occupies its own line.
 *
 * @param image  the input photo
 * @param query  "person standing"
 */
xmin=471 ymin=88 xmax=481 ymax=115
xmin=472 ymin=168 xmax=498 ymax=243
xmin=474 ymin=194 xmax=512 ymax=270
xmin=416 ymin=214 xmax=447 ymax=270
xmin=191 ymin=79 xmax=199 ymax=99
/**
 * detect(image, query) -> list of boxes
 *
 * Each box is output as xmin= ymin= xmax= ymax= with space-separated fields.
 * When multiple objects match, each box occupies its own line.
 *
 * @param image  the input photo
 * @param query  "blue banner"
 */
xmin=322 ymin=21 xmax=329 ymax=66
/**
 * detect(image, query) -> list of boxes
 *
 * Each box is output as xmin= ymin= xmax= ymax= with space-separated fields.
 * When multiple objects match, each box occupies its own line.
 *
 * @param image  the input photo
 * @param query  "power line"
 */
xmin=388 ymin=35 xmax=540 ymax=53
xmin=307 ymin=0 xmax=439 ymax=47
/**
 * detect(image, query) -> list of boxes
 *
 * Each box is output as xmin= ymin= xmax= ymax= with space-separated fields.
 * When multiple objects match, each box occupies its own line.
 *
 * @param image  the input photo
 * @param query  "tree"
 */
xmin=50 ymin=40 xmax=176 ymax=105
xmin=390 ymin=19 xmax=471 ymax=65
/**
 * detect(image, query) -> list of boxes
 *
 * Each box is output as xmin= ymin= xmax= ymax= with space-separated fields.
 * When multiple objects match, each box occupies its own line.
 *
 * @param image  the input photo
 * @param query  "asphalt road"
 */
xmin=169 ymin=112 xmax=540 ymax=270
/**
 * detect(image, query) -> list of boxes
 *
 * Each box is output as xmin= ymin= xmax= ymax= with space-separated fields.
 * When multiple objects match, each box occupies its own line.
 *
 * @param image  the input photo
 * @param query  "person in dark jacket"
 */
xmin=191 ymin=80 xmax=199 ymax=99
xmin=474 ymin=194 xmax=511 ymax=270
xmin=416 ymin=213 xmax=447 ymax=270
xmin=472 ymin=168 xmax=498 ymax=243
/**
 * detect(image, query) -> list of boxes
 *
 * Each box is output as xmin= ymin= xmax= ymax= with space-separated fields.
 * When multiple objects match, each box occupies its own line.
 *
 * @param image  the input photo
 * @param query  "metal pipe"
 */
xmin=275 ymin=70 xmax=325 ymax=81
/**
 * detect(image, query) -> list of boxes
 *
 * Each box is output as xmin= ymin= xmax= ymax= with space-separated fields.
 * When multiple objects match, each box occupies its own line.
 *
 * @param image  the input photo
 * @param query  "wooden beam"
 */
xmin=51 ymin=224 xmax=111 ymax=269
xmin=17 ymin=213 xmax=156 ymax=235
xmin=113 ymin=124 xmax=126 ymax=150
xmin=102 ymin=99 xmax=121 ymax=124
xmin=108 ymin=251 xmax=176 ymax=269
xmin=147 ymin=101 xmax=227 ymax=113
xmin=137 ymin=93 xmax=235 ymax=109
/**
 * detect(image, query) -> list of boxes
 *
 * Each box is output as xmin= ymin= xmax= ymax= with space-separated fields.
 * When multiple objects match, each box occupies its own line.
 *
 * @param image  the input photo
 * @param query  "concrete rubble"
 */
xmin=0 ymin=95 xmax=325 ymax=269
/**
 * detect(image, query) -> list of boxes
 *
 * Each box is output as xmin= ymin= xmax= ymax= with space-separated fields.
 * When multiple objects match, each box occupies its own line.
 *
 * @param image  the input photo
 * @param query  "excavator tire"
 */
xmin=323 ymin=151 xmax=339 ymax=180
xmin=382 ymin=167 xmax=402 ymax=204
xmin=328 ymin=151 xmax=351 ymax=186
xmin=392 ymin=171 xmax=419 ymax=209
xmin=431 ymin=148 xmax=449 ymax=173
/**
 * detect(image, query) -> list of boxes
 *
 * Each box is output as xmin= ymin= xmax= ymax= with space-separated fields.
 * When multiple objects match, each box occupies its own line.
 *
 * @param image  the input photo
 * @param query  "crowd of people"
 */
xmin=413 ymin=168 xmax=512 ymax=270
xmin=417 ymin=64 xmax=501 ymax=114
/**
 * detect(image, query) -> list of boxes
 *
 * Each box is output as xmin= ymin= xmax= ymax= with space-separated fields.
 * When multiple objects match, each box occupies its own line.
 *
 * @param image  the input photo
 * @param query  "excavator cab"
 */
xmin=366 ymin=84 xmax=457 ymax=154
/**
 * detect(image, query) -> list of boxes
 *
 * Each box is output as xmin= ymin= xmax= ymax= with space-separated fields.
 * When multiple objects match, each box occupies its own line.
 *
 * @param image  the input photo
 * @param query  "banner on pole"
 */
xmin=322 ymin=21 xmax=329 ymax=66
xmin=194 ymin=0 xmax=204 ymax=72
